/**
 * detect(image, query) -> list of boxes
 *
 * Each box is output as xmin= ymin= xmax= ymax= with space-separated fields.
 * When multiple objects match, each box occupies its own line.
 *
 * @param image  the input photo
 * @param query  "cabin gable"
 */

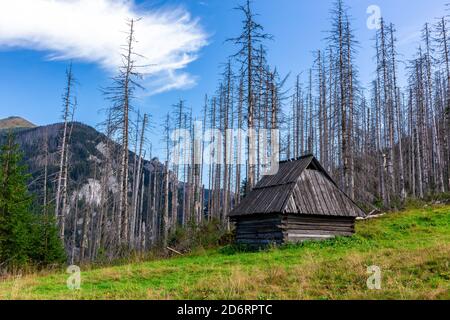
xmin=283 ymin=169 xmax=364 ymax=217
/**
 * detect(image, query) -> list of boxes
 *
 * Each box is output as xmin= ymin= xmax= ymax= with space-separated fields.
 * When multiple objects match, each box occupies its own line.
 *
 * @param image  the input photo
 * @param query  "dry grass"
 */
xmin=186 ymin=245 xmax=449 ymax=300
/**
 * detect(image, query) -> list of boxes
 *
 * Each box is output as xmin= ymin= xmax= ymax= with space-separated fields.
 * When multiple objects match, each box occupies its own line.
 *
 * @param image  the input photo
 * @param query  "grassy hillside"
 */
xmin=0 ymin=204 xmax=449 ymax=300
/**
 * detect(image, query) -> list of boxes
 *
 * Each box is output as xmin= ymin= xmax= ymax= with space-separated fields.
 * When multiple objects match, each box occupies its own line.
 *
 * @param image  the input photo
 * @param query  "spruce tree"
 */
xmin=0 ymin=134 xmax=65 ymax=269
xmin=0 ymin=133 xmax=33 ymax=267
xmin=29 ymin=209 xmax=66 ymax=266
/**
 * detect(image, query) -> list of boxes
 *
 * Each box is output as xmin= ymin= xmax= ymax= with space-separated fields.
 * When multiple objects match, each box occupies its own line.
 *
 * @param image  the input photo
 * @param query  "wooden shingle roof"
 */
xmin=229 ymin=155 xmax=366 ymax=218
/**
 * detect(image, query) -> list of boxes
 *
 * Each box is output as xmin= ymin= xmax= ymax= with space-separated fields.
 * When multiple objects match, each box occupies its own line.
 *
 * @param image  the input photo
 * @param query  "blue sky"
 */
xmin=0 ymin=0 xmax=448 ymax=157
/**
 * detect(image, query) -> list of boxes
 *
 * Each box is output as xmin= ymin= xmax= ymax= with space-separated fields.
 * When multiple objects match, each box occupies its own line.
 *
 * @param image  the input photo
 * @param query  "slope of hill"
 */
xmin=0 ymin=116 xmax=36 ymax=130
xmin=0 ymin=204 xmax=448 ymax=300
xmin=0 ymin=120 xmax=168 ymax=261
xmin=0 ymin=121 xmax=165 ymax=204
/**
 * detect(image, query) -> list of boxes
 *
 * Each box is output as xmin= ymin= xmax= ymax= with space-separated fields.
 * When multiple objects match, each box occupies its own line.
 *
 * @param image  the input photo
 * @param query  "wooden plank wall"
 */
xmin=234 ymin=215 xmax=284 ymax=246
xmin=233 ymin=214 xmax=355 ymax=246
xmin=281 ymin=215 xmax=355 ymax=242
xmin=286 ymin=169 xmax=364 ymax=217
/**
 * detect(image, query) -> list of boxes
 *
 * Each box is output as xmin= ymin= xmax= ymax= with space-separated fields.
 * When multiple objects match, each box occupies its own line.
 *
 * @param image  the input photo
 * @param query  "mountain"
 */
xmin=0 ymin=117 xmax=210 ymax=261
xmin=0 ymin=118 xmax=175 ymax=260
xmin=0 ymin=116 xmax=37 ymax=131
xmin=0 ymin=120 xmax=165 ymax=208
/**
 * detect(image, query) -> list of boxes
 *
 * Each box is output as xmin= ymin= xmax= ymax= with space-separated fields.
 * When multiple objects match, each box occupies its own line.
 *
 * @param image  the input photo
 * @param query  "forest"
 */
xmin=1 ymin=0 xmax=449 ymax=268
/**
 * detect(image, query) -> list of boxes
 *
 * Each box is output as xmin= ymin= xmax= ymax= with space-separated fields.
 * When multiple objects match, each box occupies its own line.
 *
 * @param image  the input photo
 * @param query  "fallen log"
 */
xmin=166 ymin=247 xmax=183 ymax=256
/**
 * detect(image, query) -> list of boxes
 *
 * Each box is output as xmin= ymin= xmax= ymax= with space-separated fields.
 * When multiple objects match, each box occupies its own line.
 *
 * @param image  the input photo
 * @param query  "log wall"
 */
xmin=281 ymin=215 xmax=355 ymax=243
xmin=233 ymin=214 xmax=355 ymax=246
xmin=234 ymin=214 xmax=284 ymax=247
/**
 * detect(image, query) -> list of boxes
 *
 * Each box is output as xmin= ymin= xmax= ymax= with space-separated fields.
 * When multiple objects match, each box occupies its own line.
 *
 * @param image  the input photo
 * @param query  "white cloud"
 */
xmin=0 ymin=0 xmax=208 ymax=93
xmin=397 ymin=30 xmax=421 ymax=47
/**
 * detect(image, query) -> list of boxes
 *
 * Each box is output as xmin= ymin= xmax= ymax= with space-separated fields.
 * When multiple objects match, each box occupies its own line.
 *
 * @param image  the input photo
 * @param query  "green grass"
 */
xmin=1 ymin=204 xmax=449 ymax=300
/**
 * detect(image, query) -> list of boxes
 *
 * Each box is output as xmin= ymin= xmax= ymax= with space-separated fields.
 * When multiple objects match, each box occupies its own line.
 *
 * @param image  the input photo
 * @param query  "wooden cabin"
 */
xmin=229 ymin=155 xmax=366 ymax=246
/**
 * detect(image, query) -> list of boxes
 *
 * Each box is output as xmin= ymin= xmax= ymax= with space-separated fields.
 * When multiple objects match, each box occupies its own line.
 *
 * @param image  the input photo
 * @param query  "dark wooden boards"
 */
xmin=230 ymin=183 xmax=296 ymax=216
xmin=234 ymin=215 xmax=283 ymax=246
xmin=254 ymin=155 xmax=314 ymax=189
xmin=233 ymin=214 xmax=356 ymax=246
xmin=230 ymin=155 xmax=366 ymax=219
xmin=281 ymin=215 xmax=355 ymax=243
xmin=287 ymin=169 xmax=364 ymax=217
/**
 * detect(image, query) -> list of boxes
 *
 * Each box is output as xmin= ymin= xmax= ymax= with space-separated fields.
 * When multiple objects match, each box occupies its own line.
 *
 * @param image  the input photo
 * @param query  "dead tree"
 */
xmin=162 ymin=113 xmax=171 ymax=247
xmin=228 ymin=0 xmax=272 ymax=193
xmin=131 ymin=113 xmax=148 ymax=246
xmin=55 ymin=64 xmax=76 ymax=242
xmin=103 ymin=19 xmax=143 ymax=247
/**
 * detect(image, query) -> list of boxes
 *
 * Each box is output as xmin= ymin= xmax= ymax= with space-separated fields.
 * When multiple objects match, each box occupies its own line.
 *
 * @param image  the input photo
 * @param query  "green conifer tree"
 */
xmin=0 ymin=134 xmax=65 ymax=269
xmin=0 ymin=133 xmax=33 ymax=267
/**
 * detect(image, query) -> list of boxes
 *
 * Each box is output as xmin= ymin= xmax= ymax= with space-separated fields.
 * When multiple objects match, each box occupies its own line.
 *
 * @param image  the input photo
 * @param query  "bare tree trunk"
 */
xmin=70 ymin=192 xmax=79 ymax=265
xmin=117 ymin=19 xmax=139 ymax=246
xmin=162 ymin=161 xmax=170 ymax=247
xmin=43 ymin=128 xmax=49 ymax=215
xmin=162 ymin=113 xmax=171 ymax=246
xmin=55 ymin=64 xmax=74 ymax=242
xmin=390 ymin=24 xmax=407 ymax=200
xmin=346 ymin=21 xmax=355 ymax=199
xmin=131 ymin=114 xmax=148 ymax=246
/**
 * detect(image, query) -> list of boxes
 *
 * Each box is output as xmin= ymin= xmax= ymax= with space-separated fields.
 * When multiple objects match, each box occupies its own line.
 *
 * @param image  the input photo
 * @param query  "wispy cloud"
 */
xmin=0 ymin=0 xmax=208 ymax=93
xmin=397 ymin=30 xmax=422 ymax=48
